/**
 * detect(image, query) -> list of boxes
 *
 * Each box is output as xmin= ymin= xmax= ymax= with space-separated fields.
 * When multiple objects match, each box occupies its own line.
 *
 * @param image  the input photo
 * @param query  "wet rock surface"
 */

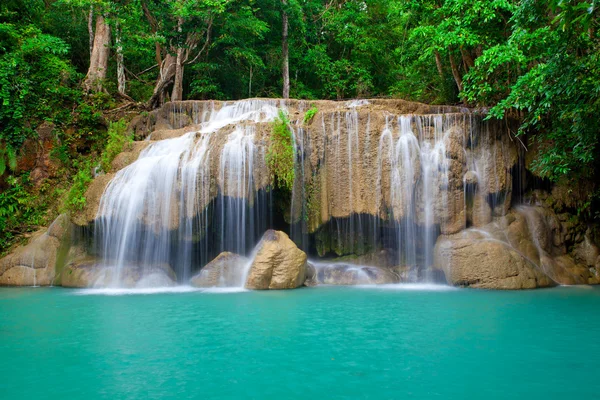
xmin=246 ymin=230 xmax=307 ymax=290
xmin=191 ymin=252 xmax=249 ymax=288
xmin=434 ymin=206 xmax=600 ymax=289
xmin=311 ymin=263 xmax=399 ymax=286
xmin=434 ymin=231 xmax=555 ymax=290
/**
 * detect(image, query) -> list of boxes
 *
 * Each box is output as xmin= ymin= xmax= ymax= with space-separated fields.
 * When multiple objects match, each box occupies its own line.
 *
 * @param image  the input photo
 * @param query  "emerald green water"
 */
xmin=1 ymin=285 xmax=599 ymax=399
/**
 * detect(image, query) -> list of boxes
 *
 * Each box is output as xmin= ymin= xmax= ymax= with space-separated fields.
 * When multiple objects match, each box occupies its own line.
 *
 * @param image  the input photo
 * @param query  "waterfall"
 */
xmin=94 ymin=100 xmax=280 ymax=287
xmin=88 ymin=98 xmax=511 ymax=288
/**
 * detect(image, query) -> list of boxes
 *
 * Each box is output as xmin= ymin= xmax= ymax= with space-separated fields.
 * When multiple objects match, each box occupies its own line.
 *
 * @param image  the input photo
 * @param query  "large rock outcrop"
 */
xmin=190 ymin=252 xmax=249 ymax=288
xmin=434 ymin=206 xmax=600 ymax=289
xmin=0 ymin=214 xmax=71 ymax=286
xmin=434 ymin=230 xmax=555 ymax=289
xmin=245 ymin=230 xmax=307 ymax=290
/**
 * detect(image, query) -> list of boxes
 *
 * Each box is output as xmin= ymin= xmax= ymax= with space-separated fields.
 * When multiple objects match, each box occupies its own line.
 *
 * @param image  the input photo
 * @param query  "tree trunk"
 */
xmin=434 ymin=50 xmax=444 ymax=78
xmin=88 ymin=6 xmax=94 ymax=59
xmin=460 ymin=47 xmax=474 ymax=71
xmin=171 ymin=17 xmax=185 ymax=102
xmin=147 ymin=53 xmax=177 ymax=109
xmin=281 ymin=0 xmax=290 ymax=99
xmin=115 ymin=23 xmax=126 ymax=96
xmin=84 ymin=14 xmax=111 ymax=93
xmin=448 ymin=52 xmax=463 ymax=92
xmin=172 ymin=47 xmax=185 ymax=101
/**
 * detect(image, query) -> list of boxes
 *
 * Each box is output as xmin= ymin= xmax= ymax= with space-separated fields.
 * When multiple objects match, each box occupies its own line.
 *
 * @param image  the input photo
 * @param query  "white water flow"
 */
xmin=92 ymin=98 xmax=507 ymax=288
xmin=375 ymin=115 xmax=454 ymax=279
xmin=95 ymin=100 xmax=279 ymax=287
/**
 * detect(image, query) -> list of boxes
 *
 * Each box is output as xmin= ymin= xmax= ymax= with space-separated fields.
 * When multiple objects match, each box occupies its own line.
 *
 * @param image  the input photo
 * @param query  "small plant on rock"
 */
xmin=266 ymin=109 xmax=295 ymax=192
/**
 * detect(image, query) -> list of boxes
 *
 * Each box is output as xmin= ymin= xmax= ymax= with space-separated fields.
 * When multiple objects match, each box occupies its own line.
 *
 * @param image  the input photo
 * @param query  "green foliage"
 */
xmin=101 ymin=119 xmax=131 ymax=173
xmin=0 ymin=144 xmax=17 ymax=176
xmin=463 ymin=0 xmax=600 ymax=181
xmin=0 ymin=175 xmax=45 ymax=252
xmin=303 ymin=106 xmax=318 ymax=124
xmin=65 ymin=161 xmax=93 ymax=212
xmin=0 ymin=21 xmax=79 ymax=148
xmin=266 ymin=109 xmax=295 ymax=192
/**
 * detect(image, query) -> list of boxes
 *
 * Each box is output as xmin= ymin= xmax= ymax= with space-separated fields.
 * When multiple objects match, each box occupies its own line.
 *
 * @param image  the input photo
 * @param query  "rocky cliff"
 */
xmin=2 ymin=98 xmax=598 ymax=289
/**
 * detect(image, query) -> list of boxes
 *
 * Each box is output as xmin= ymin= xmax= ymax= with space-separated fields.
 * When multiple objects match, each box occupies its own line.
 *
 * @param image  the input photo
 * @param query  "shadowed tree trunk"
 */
xmin=84 ymin=14 xmax=111 ymax=93
xmin=448 ymin=51 xmax=463 ymax=92
xmin=282 ymin=0 xmax=290 ymax=99
xmin=460 ymin=47 xmax=474 ymax=71
xmin=147 ymin=16 xmax=213 ymax=109
xmin=147 ymin=53 xmax=177 ymax=109
xmin=171 ymin=18 xmax=185 ymax=102
xmin=434 ymin=50 xmax=444 ymax=78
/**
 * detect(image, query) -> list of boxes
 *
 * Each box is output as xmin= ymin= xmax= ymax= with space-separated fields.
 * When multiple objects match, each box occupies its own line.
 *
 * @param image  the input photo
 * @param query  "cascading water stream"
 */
xmin=94 ymin=100 xmax=280 ymax=287
xmin=89 ymin=98 xmax=509 ymax=288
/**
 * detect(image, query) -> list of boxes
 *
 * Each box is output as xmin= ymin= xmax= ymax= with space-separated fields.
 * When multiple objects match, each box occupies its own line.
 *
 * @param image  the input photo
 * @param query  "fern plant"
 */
xmin=266 ymin=109 xmax=295 ymax=192
xmin=0 ymin=144 xmax=17 ymax=176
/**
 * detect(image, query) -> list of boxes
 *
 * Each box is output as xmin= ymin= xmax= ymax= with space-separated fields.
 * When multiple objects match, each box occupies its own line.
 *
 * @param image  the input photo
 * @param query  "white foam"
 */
xmin=74 ymin=286 xmax=202 ymax=296
xmin=200 ymin=287 xmax=249 ymax=294
xmin=355 ymin=283 xmax=458 ymax=291
xmin=73 ymin=285 xmax=250 ymax=296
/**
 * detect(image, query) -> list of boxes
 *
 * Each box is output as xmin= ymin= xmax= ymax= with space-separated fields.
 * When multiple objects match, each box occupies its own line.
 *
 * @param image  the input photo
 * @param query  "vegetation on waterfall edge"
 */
xmin=267 ymin=110 xmax=295 ymax=193
xmin=1 ymin=0 xmax=600 ymax=253
xmin=303 ymin=107 xmax=318 ymax=125
xmin=100 ymin=120 xmax=132 ymax=174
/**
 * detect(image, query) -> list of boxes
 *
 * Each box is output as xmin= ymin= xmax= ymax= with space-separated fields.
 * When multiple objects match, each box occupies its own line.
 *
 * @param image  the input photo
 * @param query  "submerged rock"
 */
xmin=136 ymin=273 xmax=176 ymax=288
xmin=245 ymin=230 xmax=307 ymax=290
xmin=304 ymin=262 xmax=318 ymax=287
xmin=61 ymin=260 xmax=176 ymax=288
xmin=190 ymin=252 xmax=249 ymax=288
xmin=313 ymin=263 xmax=399 ymax=285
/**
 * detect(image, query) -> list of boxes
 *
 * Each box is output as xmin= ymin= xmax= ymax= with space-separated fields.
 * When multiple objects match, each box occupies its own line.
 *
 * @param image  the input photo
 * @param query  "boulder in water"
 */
xmin=245 ymin=230 xmax=307 ymax=290
xmin=190 ymin=252 xmax=249 ymax=288
xmin=433 ymin=230 xmax=555 ymax=289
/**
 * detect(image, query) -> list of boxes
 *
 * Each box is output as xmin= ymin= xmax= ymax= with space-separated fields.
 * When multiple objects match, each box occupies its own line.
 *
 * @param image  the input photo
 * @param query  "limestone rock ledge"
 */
xmin=0 ymin=214 xmax=72 ymax=286
xmin=434 ymin=207 xmax=600 ymax=289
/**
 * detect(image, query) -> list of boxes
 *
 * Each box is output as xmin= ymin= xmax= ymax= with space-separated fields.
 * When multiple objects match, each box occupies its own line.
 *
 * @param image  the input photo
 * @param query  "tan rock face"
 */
xmin=190 ymin=252 xmax=249 ymax=287
xmin=434 ymin=232 xmax=555 ymax=290
xmin=0 ymin=214 xmax=72 ymax=286
xmin=245 ymin=230 xmax=307 ymax=290
xmin=434 ymin=205 xmax=600 ymax=289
